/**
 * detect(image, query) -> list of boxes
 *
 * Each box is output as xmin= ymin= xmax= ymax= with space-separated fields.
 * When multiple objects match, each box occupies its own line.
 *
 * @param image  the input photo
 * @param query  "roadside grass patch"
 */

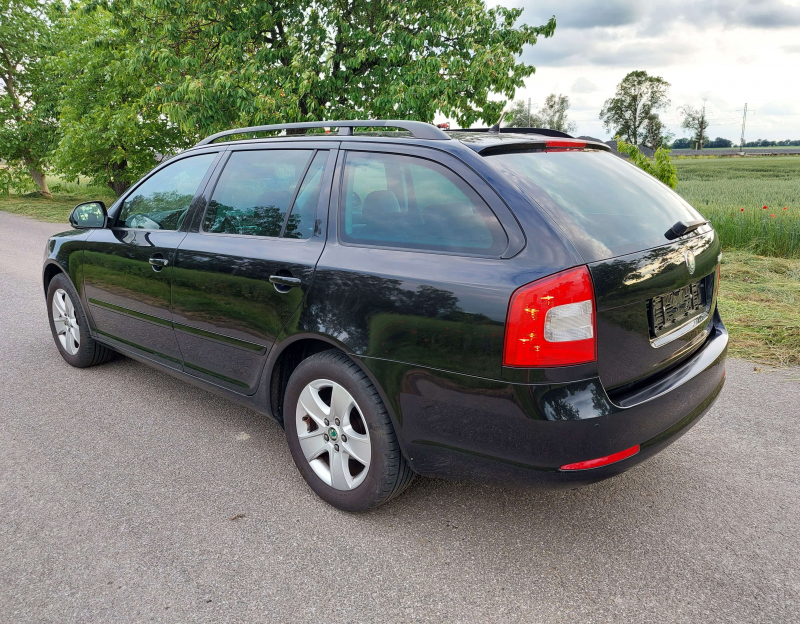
xmin=0 ymin=177 xmax=114 ymax=222
xmin=718 ymin=251 xmax=800 ymax=366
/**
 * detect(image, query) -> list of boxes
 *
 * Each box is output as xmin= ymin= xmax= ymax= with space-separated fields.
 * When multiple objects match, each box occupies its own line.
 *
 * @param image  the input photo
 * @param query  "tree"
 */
xmin=706 ymin=137 xmax=732 ymax=148
xmin=615 ymin=137 xmax=677 ymax=189
xmin=505 ymin=94 xmax=576 ymax=133
xmin=643 ymin=113 xmax=672 ymax=149
xmin=505 ymin=99 xmax=533 ymax=127
xmin=105 ymin=0 xmax=556 ymax=137
xmin=672 ymin=137 xmax=692 ymax=149
xmin=600 ymin=71 xmax=670 ymax=146
xmin=52 ymin=4 xmax=189 ymax=196
xmin=533 ymin=93 xmax=576 ymax=133
xmin=680 ymin=103 xmax=711 ymax=150
xmin=0 ymin=0 xmax=62 ymax=197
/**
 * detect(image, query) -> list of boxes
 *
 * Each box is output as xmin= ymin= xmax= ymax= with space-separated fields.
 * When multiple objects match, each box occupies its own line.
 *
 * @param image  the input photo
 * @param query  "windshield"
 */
xmin=488 ymin=150 xmax=704 ymax=262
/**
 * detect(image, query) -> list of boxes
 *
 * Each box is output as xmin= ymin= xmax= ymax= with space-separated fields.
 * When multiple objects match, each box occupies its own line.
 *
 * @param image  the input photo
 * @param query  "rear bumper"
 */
xmin=379 ymin=313 xmax=728 ymax=487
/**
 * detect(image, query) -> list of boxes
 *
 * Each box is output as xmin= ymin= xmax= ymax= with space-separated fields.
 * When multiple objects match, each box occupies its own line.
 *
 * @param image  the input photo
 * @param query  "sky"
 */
xmin=468 ymin=0 xmax=800 ymax=141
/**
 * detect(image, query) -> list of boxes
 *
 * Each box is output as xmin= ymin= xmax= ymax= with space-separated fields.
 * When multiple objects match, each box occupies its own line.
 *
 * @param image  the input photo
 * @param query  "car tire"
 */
xmin=46 ymin=273 xmax=115 ymax=368
xmin=284 ymin=350 xmax=415 ymax=511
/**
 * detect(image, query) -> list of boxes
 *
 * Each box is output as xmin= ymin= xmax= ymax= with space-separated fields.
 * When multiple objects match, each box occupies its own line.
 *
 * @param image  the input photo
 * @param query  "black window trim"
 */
xmin=335 ymin=147 xmax=511 ymax=259
xmin=197 ymin=146 xmax=329 ymax=242
xmin=109 ymin=148 xmax=225 ymax=232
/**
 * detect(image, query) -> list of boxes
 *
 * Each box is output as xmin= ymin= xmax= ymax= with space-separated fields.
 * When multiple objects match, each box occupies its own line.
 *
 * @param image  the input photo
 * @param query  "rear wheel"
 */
xmin=284 ymin=350 xmax=414 ymax=511
xmin=46 ymin=273 xmax=114 ymax=368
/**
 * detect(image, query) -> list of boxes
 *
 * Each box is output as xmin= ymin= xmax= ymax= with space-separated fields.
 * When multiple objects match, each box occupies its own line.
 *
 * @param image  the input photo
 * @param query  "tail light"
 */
xmin=503 ymin=266 xmax=596 ymax=367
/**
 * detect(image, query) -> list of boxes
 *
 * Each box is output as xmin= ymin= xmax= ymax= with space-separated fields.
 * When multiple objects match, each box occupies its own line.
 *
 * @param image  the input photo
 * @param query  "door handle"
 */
xmin=269 ymin=275 xmax=301 ymax=288
xmin=149 ymin=255 xmax=169 ymax=270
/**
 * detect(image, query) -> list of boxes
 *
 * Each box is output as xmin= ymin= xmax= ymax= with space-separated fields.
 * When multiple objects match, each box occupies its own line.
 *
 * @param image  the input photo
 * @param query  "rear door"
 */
xmin=82 ymin=150 xmax=222 ymax=369
xmin=487 ymin=149 xmax=720 ymax=390
xmin=305 ymin=143 xmax=525 ymax=380
xmin=171 ymin=143 xmax=336 ymax=393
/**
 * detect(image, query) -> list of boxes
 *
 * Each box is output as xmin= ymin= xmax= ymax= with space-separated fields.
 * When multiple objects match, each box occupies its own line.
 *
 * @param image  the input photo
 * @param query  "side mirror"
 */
xmin=69 ymin=201 xmax=107 ymax=229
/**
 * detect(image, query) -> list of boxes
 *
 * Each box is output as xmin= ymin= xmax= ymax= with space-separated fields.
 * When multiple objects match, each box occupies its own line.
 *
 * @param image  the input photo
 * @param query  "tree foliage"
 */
xmin=615 ymin=136 xmax=677 ymax=189
xmin=52 ymin=4 xmax=190 ymax=196
xmin=0 ymin=0 xmax=62 ymax=197
xmin=600 ymin=70 xmax=670 ymax=148
xmin=680 ymin=103 xmax=711 ymax=150
xmin=506 ymin=93 xmax=575 ymax=133
xmin=105 ymin=0 xmax=556 ymax=137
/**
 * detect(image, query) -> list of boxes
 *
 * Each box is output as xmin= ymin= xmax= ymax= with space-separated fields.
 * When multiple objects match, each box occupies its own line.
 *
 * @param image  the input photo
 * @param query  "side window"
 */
xmin=118 ymin=153 xmax=217 ymax=230
xmin=203 ymin=149 xmax=313 ymax=237
xmin=340 ymin=152 xmax=507 ymax=254
xmin=283 ymin=151 xmax=328 ymax=240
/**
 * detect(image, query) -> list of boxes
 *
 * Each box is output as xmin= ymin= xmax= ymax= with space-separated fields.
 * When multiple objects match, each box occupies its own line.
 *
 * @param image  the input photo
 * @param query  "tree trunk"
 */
xmin=108 ymin=160 xmax=130 ymax=197
xmin=24 ymin=160 xmax=52 ymax=199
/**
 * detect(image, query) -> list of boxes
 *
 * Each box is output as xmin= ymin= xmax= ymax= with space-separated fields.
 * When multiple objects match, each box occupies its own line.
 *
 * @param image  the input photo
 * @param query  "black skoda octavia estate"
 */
xmin=43 ymin=120 xmax=727 ymax=511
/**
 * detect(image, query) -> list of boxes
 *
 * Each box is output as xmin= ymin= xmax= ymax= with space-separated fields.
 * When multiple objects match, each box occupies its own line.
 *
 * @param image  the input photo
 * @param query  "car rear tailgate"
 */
xmin=589 ymin=229 xmax=720 ymax=390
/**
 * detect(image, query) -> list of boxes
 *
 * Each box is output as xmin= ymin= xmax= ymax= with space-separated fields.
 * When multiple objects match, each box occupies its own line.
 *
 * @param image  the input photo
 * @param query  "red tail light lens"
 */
xmin=560 ymin=445 xmax=640 ymax=471
xmin=503 ymin=266 xmax=596 ymax=367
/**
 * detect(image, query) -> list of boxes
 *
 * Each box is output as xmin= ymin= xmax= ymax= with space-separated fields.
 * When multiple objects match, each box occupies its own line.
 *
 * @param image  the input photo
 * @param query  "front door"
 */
xmin=82 ymin=151 xmax=221 ymax=369
xmin=171 ymin=145 xmax=336 ymax=392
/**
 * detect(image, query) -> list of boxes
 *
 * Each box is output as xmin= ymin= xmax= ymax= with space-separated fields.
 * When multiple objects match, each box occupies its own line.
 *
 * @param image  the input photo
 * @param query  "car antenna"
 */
xmin=488 ymin=113 xmax=504 ymax=134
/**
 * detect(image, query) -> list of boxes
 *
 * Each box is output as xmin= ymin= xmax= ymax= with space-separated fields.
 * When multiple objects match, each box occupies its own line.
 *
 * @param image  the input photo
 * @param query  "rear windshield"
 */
xmin=488 ymin=150 xmax=704 ymax=261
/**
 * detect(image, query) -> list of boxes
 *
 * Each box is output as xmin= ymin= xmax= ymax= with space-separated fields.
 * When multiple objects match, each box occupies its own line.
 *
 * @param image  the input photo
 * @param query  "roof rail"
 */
xmin=448 ymin=127 xmax=574 ymax=139
xmin=195 ymin=120 xmax=451 ymax=146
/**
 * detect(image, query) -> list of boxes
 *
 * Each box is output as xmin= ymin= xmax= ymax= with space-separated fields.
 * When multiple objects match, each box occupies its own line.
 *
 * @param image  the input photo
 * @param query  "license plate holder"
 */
xmin=648 ymin=281 xmax=707 ymax=339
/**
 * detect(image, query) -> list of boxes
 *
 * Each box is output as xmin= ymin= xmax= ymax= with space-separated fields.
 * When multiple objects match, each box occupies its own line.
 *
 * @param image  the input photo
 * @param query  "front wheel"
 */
xmin=46 ymin=273 xmax=114 ymax=368
xmin=284 ymin=351 xmax=414 ymax=511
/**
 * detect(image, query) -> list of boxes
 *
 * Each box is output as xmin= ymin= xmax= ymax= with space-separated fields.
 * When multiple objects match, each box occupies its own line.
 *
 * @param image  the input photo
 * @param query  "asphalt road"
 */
xmin=1 ymin=210 xmax=799 ymax=623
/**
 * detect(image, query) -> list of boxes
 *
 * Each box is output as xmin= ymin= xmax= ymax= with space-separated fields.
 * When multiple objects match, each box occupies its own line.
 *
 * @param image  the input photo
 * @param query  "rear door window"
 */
xmin=340 ymin=151 xmax=507 ymax=255
xmin=203 ymin=150 xmax=314 ymax=237
xmin=488 ymin=150 xmax=705 ymax=261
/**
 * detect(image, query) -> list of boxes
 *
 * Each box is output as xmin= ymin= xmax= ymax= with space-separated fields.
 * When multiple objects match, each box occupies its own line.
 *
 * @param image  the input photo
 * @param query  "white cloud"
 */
xmin=477 ymin=0 xmax=800 ymax=140
xmin=571 ymin=77 xmax=599 ymax=93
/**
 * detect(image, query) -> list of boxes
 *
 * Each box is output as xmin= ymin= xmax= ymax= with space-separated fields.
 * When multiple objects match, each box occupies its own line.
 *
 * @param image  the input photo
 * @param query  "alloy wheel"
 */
xmin=295 ymin=379 xmax=372 ymax=490
xmin=52 ymin=288 xmax=80 ymax=356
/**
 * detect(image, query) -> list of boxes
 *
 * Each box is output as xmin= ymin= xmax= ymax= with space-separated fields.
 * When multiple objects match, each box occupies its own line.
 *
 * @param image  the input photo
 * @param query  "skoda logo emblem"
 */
xmin=328 ymin=427 xmax=338 ymax=440
xmin=685 ymin=249 xmax=696 ymax=275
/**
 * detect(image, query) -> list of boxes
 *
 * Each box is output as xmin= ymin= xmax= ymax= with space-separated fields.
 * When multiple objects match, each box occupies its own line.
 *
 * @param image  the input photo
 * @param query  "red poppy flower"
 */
xmin=741 ymin=208 xmax=745 ymax=212
xmin=771 ymin=214 xmax=775 ymax=218
xmin=784 ymin=207 xmax=788 ymax=210
xmin=763 ymin=206 xmax=767 ymax=209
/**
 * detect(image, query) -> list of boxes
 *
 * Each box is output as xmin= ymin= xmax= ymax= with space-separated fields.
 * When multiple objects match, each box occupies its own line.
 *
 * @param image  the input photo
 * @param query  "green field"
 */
xmin=675 ymin=156 xmax=800 ymax=257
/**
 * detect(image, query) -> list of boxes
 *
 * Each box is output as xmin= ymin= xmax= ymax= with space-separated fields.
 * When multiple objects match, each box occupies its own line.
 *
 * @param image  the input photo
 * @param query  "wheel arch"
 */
xmin=266 ymin=334 xmax=401 ymax=437
xmin=43 ymin=260 xmax=68 ymax=295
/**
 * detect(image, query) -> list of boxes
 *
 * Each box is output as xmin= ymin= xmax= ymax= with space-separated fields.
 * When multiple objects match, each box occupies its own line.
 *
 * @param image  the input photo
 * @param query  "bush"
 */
xmin=615 ymin=137 xmax=678 ymax=188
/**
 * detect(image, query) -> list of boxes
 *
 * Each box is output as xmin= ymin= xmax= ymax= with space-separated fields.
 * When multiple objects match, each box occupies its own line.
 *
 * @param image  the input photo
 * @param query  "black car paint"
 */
xmin=43 ymin=133 xmax=727 ymax=486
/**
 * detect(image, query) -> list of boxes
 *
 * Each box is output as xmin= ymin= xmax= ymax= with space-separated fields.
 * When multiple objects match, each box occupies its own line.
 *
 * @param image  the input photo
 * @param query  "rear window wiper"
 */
xmin=664 ymin=219 xmax=708 ymax=241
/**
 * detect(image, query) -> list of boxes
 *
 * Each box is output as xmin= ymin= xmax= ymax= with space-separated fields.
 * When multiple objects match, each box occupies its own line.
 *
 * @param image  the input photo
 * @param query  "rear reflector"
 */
xmin=560 ymin=445 xmax=640 ymax=471
xmin=545 ymin=139 xmax=586 ymax=149
xmin=503 ymin=266 xmax=596 ymax=367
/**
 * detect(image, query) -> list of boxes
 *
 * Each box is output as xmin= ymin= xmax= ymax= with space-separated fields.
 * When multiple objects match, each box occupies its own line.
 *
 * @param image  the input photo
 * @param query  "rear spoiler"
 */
xmin=473 ymin=137 xmax=612 ymax=156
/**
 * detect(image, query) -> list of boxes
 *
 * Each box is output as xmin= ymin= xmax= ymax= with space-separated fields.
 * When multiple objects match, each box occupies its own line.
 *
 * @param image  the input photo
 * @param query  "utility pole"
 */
xmin=739 ymin=104 xmax=749 ymax=154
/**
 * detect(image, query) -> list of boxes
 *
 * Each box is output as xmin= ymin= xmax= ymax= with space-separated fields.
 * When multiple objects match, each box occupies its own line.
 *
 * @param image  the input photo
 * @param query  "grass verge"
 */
xmin=0 ymin=178 xmax=115 ymax=222
xmin=718 ymin=251 xmax=800 ymax=366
